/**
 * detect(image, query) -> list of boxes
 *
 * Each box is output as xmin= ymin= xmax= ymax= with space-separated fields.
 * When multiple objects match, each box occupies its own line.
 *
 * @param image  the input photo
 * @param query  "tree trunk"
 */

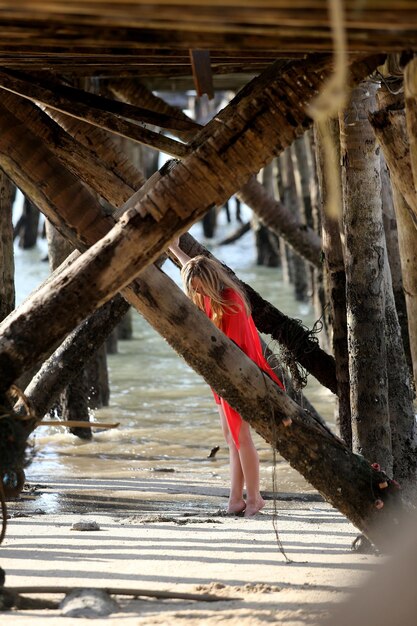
xmin=369 ymin=106 xmax=417 ymax=224
xmin=45 ymin=219 xmax=92 ymax=437
xmin=0 ymin=169 xmax=15 ymax=321
xmin=391 ymin=185 xmax=417 ymax=394
xmin=370 ymin=106 xmax=417 ymax=389
xmin=383 ymin=241 xmax=417 ymax=493
xmin=340 ymin=81 xmax=392 ymax=474
xmin=315 ymin=118 xmax=352 ymax=448
xmin=380 ymin=154 xmax=412 ymax=371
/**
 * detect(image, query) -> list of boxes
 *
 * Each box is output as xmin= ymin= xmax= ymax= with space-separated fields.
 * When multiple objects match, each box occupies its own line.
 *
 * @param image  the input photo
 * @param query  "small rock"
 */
xmin=70 ymin=520 xmax=101 ymax=531
xmin=60 ymin=589 xmax=119 ymax=618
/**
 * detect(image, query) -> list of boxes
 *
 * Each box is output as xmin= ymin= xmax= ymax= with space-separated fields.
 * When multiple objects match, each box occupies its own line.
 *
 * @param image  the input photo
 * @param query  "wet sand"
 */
xmin=0 ymin=473 xmax=381 ymax=625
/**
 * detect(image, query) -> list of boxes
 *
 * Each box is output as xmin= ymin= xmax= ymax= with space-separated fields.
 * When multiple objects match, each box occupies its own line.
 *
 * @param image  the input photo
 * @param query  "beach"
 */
xmin=0 ymin=472 xmax=381 ymax=625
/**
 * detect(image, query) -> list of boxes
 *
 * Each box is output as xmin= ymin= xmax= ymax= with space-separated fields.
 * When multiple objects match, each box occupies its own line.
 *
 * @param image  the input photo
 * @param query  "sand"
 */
xmin=0 ymin=474 xmax=381 ymax=625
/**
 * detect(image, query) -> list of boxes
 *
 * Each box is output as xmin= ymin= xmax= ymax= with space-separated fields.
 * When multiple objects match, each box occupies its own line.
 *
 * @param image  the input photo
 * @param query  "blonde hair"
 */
xmin=180 ymin=255 xmax=250 ymax=327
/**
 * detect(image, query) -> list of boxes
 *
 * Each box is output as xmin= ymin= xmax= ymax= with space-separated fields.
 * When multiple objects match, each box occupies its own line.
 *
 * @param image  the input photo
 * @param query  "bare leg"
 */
xmin=218 ymin=406 xmax=246 ymax=514
xmin=237 ymin=422 xmax=265 ymax=517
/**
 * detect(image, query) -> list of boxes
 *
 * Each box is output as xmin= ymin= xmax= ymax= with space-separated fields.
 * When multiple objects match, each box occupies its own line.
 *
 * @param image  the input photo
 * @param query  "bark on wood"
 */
xmin=340 ymin=81 xmax=392 ymax=474
xmin=0 ymin=53 xmax=401 ymax=547
xmin=237 ymin=178 xmax=321 ymax=267
xmin=370 ymin=104 xmax=417 ymax=389
xmin=251 ymin=163 xmax=280 ymax=267
xmin=369 ymin=105 xmax=417 ymax=226
xmin=280 ymin=148 xmax=309 ymax=302
xmin=404 ymin=57 xmax=417 ymax=195
xmin=0 ymin=70 xmax=190 ymax=157
xmin=382 ymin=242 xmax=417 ymax=493
xmin=0 ymin=90 xmax=139 ymax=207
xmin=315 ymin=117 xmax=352 ymax=448
xmin=391 ymin=186 xmax=417 ymax=393
xmin=106 ymin=79 xmax=199 ymax=143
xmin=14 ymin=296 xmax=129 ymax=426
xmin=110 ymin=72 xmax=337 ymax=272
xmin=45 ymin=219 xmax=92 ymax=438
xmin=0 ymin=170 xmax=15 ymax=321
xmin=43 ymin=107 xmax=146 ymax=198
xmin=380 ymin=154 xmax=412 ymax=371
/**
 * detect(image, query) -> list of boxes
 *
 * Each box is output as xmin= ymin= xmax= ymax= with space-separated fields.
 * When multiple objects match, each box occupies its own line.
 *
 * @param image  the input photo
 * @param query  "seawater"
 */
xmin=13 ymin=203 xmax=335 ymax=500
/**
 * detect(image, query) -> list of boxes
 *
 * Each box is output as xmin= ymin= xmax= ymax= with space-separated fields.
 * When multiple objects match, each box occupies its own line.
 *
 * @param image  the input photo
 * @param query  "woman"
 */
xmin=169 ymin=241 xmax=285 ymax=517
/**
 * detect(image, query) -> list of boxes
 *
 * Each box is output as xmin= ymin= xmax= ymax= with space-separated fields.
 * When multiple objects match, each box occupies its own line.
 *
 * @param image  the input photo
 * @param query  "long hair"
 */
xmin=180 ymin=255 xmax=250 ymax=327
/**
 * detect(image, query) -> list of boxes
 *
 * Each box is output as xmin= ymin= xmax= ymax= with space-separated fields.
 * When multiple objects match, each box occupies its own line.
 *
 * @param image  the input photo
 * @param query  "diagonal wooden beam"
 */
xmin=108 ymin=76 xmax=324 ymax=265
xmin=0 ymin=90 xmax=136 ymax=206
xmin=0 ymin=84 xmax=336 ymax=392
xmin=0 ymin=53 xmax=384 ymax=380
xmin=0 ymin=53 xmax=404 ymax=547
xmin=0 ymin=69 xmax=190 ymax=157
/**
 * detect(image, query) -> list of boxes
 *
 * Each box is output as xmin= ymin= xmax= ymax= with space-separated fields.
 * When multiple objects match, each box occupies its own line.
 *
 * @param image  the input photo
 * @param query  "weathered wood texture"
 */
xmin=0 ymin=54 xmax=383 ymax=392
xmin=16 ymin=296 xmax=129 ymax=426
xmin=0 ymin=70 xmax=190 ymax=157
xmin=109 ymin=76 xmax=324 ymax=266
xmin=369 ymin=107 xmax=417 ymax=389
xmin=0 ymin=1 xmax=410 ymax=93
xmin=237 ymin=177 xmax=322 ymax=267
xmin=315 ymin=118 xmax=351 ymax=446
xmin=0 ymin=170 xmax=15 ymax=321
xmin=341 ymin=81 xmax=392 ymax=473
xmin=0 ymin=53 xmax=404 ymax=547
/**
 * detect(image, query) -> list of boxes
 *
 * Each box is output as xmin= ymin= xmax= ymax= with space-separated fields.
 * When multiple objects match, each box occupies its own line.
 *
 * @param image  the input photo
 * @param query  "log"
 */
xmin=4 ymin=585 xmax=232 ymax=602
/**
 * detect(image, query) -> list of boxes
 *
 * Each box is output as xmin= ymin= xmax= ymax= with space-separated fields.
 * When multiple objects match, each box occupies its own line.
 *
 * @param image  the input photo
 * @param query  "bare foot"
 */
xmin=244 ymin=496 xmax=265 ymax=517
xmin=227 ymin=499 xmax=246 ymax=515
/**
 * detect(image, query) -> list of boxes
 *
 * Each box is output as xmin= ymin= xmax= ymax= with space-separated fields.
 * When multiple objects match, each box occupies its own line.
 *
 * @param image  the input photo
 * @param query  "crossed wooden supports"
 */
xmin=0 ymin=52 xmax=403 ymax=548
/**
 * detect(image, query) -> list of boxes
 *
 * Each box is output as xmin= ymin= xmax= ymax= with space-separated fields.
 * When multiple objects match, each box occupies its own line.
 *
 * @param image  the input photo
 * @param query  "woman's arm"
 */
xmin=168 ymin=237 xmax=192 ymax=267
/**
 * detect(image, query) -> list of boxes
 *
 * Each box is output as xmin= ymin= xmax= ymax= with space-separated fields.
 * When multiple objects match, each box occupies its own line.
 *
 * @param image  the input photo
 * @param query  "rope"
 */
xmin=308 ymin=0 xmax=348 ymax=220
xmin=259 ymin=370 xmax=292 ymax=564
xmin=270 ymin=315 xmax=324 ymax=391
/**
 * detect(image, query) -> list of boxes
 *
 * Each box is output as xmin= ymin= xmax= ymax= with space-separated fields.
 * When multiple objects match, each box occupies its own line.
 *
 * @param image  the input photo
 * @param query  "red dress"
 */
xmin=204 ymin=288 xmax=284 ymax=448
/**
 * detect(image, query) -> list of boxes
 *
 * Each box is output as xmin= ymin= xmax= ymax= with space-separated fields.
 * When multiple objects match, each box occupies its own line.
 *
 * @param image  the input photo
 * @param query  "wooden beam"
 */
xmin=189 ymin=49 xmax=214 ymax=99
xmin=0 ymin=70 xmax=190 ymax=157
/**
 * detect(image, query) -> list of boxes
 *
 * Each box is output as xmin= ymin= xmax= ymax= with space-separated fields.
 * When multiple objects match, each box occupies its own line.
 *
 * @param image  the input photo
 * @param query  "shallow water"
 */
xmin=13 ymin=203 xmax=335 ymax=508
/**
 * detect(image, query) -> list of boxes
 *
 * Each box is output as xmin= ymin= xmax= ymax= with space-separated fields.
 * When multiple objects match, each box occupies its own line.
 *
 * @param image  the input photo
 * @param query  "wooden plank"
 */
xmin=189 ymin=49 xmax=214 ymax=99
xmin=0 ymin=70 xmax=191 ymax=157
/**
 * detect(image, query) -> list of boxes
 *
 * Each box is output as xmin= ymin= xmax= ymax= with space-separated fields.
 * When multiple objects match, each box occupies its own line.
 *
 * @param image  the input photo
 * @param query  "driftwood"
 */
xmin=3 ymin=585 xmax=232 ymax=602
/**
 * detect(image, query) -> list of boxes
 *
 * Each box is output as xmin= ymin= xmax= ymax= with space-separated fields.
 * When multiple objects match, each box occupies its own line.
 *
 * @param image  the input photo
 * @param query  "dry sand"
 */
xmin=0 ymin=474 xmax=381 ymax=625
